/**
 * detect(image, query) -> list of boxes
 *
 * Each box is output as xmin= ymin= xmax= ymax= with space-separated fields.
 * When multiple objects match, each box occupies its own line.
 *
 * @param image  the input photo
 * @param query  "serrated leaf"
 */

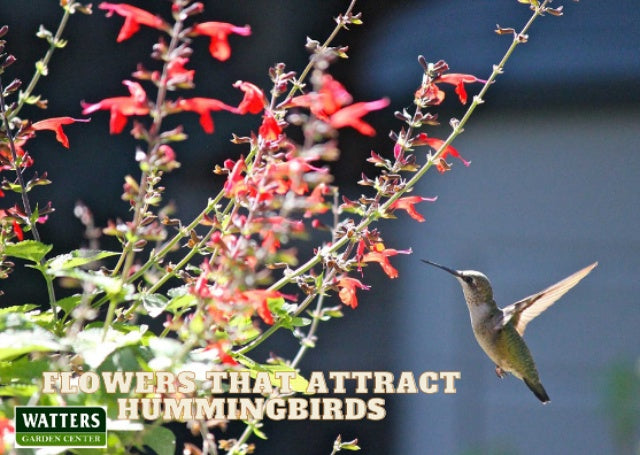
xmin=141 ymin=424 xmax=176 ymax=455
xmin=0 ymin=384 xmax=39 ymax=397
xmin=46 ymin=249 xmax=119 ymax=272
xmin=69 ymin=327 xmax=145 ymax=368
xmin=0 ymin=304 xmax=39 ymax=316
xmin=0 ymin=326 xmax=63 ymax=361
xmin=3 ymin=240 xmax=52 ymax=263
xmin=147 ymin=338 xmax=182 ymax=370
xmin=228 ymin=316 xmax=260 ymax=342
xmin=0 ymin=357 xmax=50 ymax=383
xmin=56 ymin=294 xmax=83 ymax=315
xmin=51 ymin=269 xmax=133 ymax=298
xmin=138 ymin=293 xmax=169 ymax=318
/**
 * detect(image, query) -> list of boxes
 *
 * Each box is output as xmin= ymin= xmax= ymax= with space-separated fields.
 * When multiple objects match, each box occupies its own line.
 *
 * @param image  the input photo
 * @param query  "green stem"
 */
xmin=14 ymin=2 xmax=73 ymax=117
xmin=0 ymin=77 xmax=58 ymax=321
xmin=236 ymin=0 xmax=552 ymax=357
xmin=227 ymin=4 xmax=552 ymax=455
xmin=290 ymin=292 xmax=327 ymax=368
xmin=123 ymin=0 xmax=356 ymax=299
xmin=286 ymin=0 xmax=358 ymax=99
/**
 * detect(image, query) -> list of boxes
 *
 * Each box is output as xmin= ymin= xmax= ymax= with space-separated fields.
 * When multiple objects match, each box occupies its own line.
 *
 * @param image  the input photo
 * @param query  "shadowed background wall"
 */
xmin=1 ymin=1 xmax=639 ymax=454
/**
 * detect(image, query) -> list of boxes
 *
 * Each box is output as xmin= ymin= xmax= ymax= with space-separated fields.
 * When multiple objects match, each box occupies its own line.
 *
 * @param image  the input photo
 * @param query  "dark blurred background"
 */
xmin=1 ymin=1 xmax=639 ymax=454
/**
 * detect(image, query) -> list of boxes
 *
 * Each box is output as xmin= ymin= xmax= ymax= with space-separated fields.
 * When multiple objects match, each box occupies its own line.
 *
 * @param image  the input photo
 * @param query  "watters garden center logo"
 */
xmin=14 ymin=406 xmax=106 ymax=449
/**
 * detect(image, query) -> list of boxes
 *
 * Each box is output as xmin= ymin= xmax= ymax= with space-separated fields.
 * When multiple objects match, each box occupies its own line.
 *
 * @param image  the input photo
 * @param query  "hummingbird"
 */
xmin=421 ymin=259 xmax=597 ymax=403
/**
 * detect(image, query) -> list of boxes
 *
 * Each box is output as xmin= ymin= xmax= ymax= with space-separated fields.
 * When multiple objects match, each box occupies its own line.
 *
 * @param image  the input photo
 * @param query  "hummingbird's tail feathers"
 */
xmin=524 ymin=378 xmax=550 ymax=404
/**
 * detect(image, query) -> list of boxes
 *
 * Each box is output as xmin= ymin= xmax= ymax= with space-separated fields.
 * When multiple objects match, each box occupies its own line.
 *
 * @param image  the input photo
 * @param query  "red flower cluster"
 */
xmin=413 ymin=133 xmax=470 ymax=173
xmin=190 ymin=258 xmax=294 ymax=326
xmin=415 ymin=72 xmax=485 ymax=106
xmin=289 ymin=75 xmax=389 ymax=136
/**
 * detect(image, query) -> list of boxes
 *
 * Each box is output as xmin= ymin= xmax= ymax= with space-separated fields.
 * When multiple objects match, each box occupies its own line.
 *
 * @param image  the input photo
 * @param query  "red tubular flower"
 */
xmin=177 ymin=97 xmax=237 ymax=133
xmin=337 ymin=276 xmax=370 ymax=309
xmin=304 ymin=183 xmax=330 ymax=218
xmin=233 ymin=80 xmax=266 ymax=114
xmin=204 ymin=341 xmax=238 ymax=365
xmin=192 ymin=22 xmax=251 ymax=61
xmin=32 ymin=117 xmax=90 ymax=148
xmin=318 ymin=75 xmax=353 ymax=115
xmin=223 ymin=157 xmax=246 ymax=197
xmin=99 ymin=2 xmax=168 ymax=42
xmin=191 ymin=258 xmax=214 ymax=299
xmin=165 ymin=57 xmax=195 ymax=87
xmin=435 ymin=73 xmax=486 ymax=104
xmin=268 ymin=156 xmax=327 ymax=195
xmin=12 ymin=220 xmax=24 ymax=241
xmin=289 ymin=75 xmax=352 ymax=119
xmin=240 ymin=290 xmax=291 ymax=325
xmin=329 ymin=98 xmax=390 ymax=136
xmin=362 ymin=243 xmax=411 ymax=279
xmin=81 ymin=80 xmax=149 ymax=134
xmin=413 ymin=133 xmax=470 ymax=173
xmin=258 ymin=112 xmax=282 ymax=141
xmin=390 ymin=195 xmax=438 ymax=222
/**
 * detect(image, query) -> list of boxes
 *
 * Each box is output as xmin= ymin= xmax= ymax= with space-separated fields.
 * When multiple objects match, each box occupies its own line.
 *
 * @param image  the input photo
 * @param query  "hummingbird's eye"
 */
xmin=464 ymin=276 xmax=474 ymax=285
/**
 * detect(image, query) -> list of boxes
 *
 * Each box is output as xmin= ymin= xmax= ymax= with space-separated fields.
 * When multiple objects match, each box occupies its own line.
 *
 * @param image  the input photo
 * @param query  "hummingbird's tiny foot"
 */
xmin=495 ymin=365 xmax=505 ymax=378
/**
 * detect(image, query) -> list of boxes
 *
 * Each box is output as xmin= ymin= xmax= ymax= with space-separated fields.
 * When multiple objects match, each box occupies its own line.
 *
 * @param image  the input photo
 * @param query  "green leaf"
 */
xmin=250 ymin=424 xmax=268 ymax=440
xmin=228 ymin=316 xmax=260 ymax=342
xmin=141 ymin=424 xmax=176 ymax=455
xmin=3 ymin=240 xmax=52 ymax=263
xmin=268 ymin=298 xmax=310 ymax=329
xmin=2 ymin=182 xmax=22 ymax=193
xmin=35 ymin=59 xmax=48 ymax=76
xmin=68 ymin=327 xmax=146 ymax=368
xmin=138 ymin=293 xmax=169 ymax=318
xmin=147 ymin=338 xmax=183 ymax=370
xmin=165 ymin=287 xmax=196 ymax=314
xmin=0 ymin=304 xmax=39 ymax=316
xmin=0 ymin=357 xmax=50 ymax=383
xmin=0 ymin=383 xmax=39 ymax=398
xmin=54 ymin=38 xmax=68 ymax=48
xmin=51 ymin=269 xmax=133 ymax=298
xmin=0 ymin=326 xmax=63 ymax=361
xmin=56 ymin=294 xmax=83 ymax=315
xmin=46 ymin=249 xmax=118 ymax=272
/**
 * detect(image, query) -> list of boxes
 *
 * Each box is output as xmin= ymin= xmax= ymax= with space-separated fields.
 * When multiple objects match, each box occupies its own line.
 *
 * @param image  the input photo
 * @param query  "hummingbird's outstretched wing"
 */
xmin=500 ymin=262 xmax=598 ymax=336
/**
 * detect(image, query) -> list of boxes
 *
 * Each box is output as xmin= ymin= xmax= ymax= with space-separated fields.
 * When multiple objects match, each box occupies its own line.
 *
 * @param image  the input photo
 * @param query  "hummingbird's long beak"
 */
xmin=421 ymin=259 xmax=463 ymax=278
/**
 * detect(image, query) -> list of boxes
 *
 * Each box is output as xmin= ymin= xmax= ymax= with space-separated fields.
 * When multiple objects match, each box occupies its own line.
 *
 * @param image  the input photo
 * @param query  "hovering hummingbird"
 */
xmin=421 ymin=259 xmax=597 ymax=403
